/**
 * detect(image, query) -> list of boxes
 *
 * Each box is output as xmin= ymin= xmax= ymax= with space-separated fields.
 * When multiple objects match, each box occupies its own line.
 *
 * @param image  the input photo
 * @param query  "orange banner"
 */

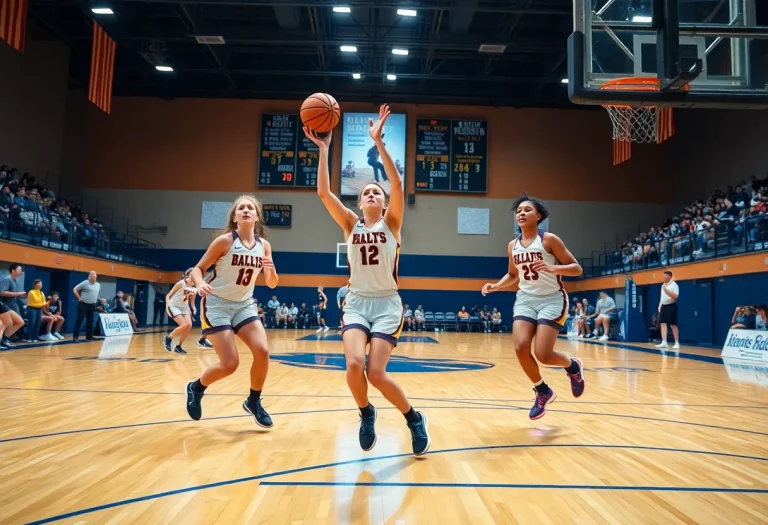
xmin=88 ymin=22 xmax=117 ymax=114
xmin=0 ymin=0 xmax=27 ymax=52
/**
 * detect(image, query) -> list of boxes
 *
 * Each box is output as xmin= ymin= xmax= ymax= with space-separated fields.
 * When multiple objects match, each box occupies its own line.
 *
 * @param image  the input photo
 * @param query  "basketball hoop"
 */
xmin=600 ymin=78 xmax=689 ymax=144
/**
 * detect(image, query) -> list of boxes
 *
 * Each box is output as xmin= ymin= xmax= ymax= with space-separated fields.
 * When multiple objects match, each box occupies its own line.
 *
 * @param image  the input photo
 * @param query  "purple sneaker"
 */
xmin=567 ymin=357 xmax=585 ymax=398
xmin=529 ymin=387 xmax=557 ymax=420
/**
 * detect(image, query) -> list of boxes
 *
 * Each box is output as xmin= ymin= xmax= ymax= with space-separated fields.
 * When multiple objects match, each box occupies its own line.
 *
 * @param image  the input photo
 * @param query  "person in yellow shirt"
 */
xmin=26 ymin=279 xmax=50 ymax=343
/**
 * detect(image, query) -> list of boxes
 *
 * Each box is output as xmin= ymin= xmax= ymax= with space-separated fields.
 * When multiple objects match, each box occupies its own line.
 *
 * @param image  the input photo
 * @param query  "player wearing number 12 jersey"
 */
xmin=304 ymin=104 xmax=430 ymax=457
xmin=482 ymin=194 xmax=585 ymax=420
xmin=185 ymin=195 xmax=279 ymax=428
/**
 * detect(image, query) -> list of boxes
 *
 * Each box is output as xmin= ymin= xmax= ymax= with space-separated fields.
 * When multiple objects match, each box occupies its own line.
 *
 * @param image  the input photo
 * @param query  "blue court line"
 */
xmin=258 ymin=480 xmax=768 ymax=493
xmin=558 ymin=336 xmax=724 ymax=364
xmin=3 ymin=386 xmax=767 ymax=410
xmin=0 ymin=328 xmax=167 ymax=353
xmin=25 ymin=444 xmax=768 ymax=524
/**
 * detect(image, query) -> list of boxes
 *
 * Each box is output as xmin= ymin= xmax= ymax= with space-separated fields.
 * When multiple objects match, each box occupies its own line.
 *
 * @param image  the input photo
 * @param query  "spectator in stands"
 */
xmin=755 ymin=305 xmax=767 ymax=330
xmin=458 ymin=306 xmax=469 ymax=320
xmin=267 ymin=295 xmax=280 ymax=327
xmin=591 ymin=291 xmax=616 ymax=341
xmin=276 ymin=303 xmax=289 ymax=328
xmin=123 ymin=293 xmax=141 ymax=331
xmin=42 ymin=292 xmax=65 ymax=340
xmin=288 ymin=303 xmax=298 ymax=327
xmin=480 ymin=305 xmax=491 ymax=333
xmin=0 ymin=263 xmax=26 ymax=345
xmin=656 ymin=270 xmax=680 ymax=349
xmin=96 ymin=297 xmax=111 ymax=314
xmin=414 ymin=305 xmax=425 ymax=331
xmin=578 ymin=298 xmax=596 ymax=338
xmin=26 ymin=279 xmax=51 ymax=342
xmin=491 ymin=308 xmax=502 ymax=332
xmin=72 ymin=271 xmax=100 ymax=342
xmin=731 ymin=306 xmax=756 ymax=329
xmin=297 ymin=303 xmax=310 ymax=329
xmin=403 ymin=303 xmax=413 ymax=331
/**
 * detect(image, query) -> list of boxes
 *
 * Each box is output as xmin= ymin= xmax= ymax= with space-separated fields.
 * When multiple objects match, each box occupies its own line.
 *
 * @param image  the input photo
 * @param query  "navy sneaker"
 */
xmin=529 ymin=387 xmax=557 ymax=420
xmin=407 ymin=411 xmax=431 ymax=456
xmin=174 ymin=345 xmax=187 ymax=354
xmin=242 ymin=398 xmax=273 ymax=428
xmin=185 ymin=381 xmax=204 ymax=420
xmin=359 ymin=406 xmax=377 ymax=451
xmin=567 ymin=358 xmax=585 ymax=398
xmin=164 ymin=336 xmax=172 ymax=352
xmin=197 ymin=338 xmax=213 ymax=348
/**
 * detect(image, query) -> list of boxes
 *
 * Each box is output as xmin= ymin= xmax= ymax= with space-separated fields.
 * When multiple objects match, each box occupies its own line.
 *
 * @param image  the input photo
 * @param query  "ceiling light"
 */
xmin=91 ymin=7 xmax=114 ymax=15
xmin=333 ymin=6 xmax=351 ymax=13
xmin=352 ymin=72 xmax=361 ymax=79
xmin=386 ymin=74 xmax=397 ymax=81
xmin=561 ymin=78 xmax=568 ymax=83
xmin=632 ymin=15 xmax=652 ymax=23
xmin=340 ymin=45 xmax=357 ymax=53
xmin=156 ymin=65 xmax=174 ymax=72
xmin=397 ymin=8 xmax=417 ymax=17
xmin=392 ymin=48 xmax=408 ymax=56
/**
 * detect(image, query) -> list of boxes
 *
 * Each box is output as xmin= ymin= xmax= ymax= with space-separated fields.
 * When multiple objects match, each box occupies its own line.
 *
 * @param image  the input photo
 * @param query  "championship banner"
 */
xmin=88 ymin=22 xmax=117 ymax=114
xmin=99 ymin=313 xmax=134 ymax=337
xmin=0 ymin=0 xmax=28 ymax=52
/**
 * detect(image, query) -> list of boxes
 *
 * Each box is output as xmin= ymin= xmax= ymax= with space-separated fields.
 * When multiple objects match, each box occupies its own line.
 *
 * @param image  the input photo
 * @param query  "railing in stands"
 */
xmin=0 ymin=208 xmax=160 ymax=268
xmin=580 ymin=216 xmax=768 ymax=279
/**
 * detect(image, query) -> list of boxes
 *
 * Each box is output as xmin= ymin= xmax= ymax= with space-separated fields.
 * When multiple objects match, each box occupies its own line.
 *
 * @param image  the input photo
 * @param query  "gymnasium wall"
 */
xmin=68 ymin=95 xmax=675 ymax=261
xmin=0 ymin=39 xmax=70 ymax=191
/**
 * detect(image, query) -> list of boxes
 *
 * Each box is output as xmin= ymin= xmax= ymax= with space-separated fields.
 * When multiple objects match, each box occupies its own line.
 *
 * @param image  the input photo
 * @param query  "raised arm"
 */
xmin=303 ymin=127 xmax=358 ymax=237
xmin=481 ymin=241 xmax=519 ymax=295
xmin=368 ymin=105 xmax=403 ymax=234
xmin=191 ymin=234 xmax=232 ymax=297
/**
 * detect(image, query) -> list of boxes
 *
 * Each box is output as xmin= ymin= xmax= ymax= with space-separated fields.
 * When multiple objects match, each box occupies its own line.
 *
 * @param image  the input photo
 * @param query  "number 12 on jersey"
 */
xmin=359 ymin=245 xmax=379 ymax=266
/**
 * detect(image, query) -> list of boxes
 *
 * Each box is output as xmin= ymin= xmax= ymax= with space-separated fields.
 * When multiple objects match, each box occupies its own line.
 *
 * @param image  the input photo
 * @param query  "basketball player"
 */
xmin=185 ymin=195 xmax=278 ymax=428
xmin=0 ymin=302 xmax=25 ymax=350
xmin=304 ymin=104 xmax=430 ymax=457
xmin=164 ymin=268 xmax=197 ymax=354
xmin=482 ymin=195 xmax=585 ymax=420
xmin=316 ymin=286 xmax=329 ymax=332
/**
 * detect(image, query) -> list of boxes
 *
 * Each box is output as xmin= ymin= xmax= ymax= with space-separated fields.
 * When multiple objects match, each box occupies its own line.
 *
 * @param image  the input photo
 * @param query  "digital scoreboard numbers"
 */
xmin=262 ymin=204 xmax=292 ymax=227
xmin=258 ymin=114 xmax=330 ymax=188
xmin=415 ymin=118 xmax=487 ymax=193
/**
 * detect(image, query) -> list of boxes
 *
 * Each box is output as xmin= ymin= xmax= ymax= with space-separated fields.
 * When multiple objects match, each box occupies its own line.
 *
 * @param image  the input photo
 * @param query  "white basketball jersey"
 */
xmin=512 ymin=230 xmax=562 ymax=296
xmin=207 ymin=232 xmax=265 ymax=302
xmin=346 ymin=218 xmax=399 ymax=297
xmin=168 ymin=279 xmax=196 ymax=309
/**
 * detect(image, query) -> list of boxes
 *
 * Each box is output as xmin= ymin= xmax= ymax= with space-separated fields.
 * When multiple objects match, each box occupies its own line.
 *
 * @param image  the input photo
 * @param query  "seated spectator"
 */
xmin=267 ymin=295 xmax=280 ymax=327
xmin=590 ymin=291 xmax=616 ymax=341
xmin=491 ymin=308 xmax=502 ymax=332
xmin=458 ymin=306 xmax=469 ymax=319
xmin=479 ymin=305 xmax=491 ymax=333
xmin=297 ymin=303 xmax=311 ymax=329
xmin=277 ymin=303 xmax=289 ymax=328
xmin=96 ymin=297 xmax=111 ymax=314
xmin=731 ymin=305 xmax=756 ymax=329
xmin=288 ymin=303 xmax=298 ymax=327
xmin=42 ymin=291 xmax=65 ymax=340
xmin=403 ymin=303 xmax=413 ymax=331
xmin=649 ymin=312 xmax=661 ymax=341
xmin=414 ymin=305 xmax=425 ymax=331
xmin=26 ymin=279 xmax=48 ymax=342
xmin=113 ymin=291 xmax=139 ymax=331
xmin=577 ymin=298 xmax=596 ymax=337
xmin=755 ymin=304 xmax=767 ymax=330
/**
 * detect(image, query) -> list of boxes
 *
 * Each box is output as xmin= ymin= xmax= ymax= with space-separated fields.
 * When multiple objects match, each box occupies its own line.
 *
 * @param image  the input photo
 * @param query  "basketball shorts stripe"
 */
xmin=513 ymin=289 xmax=568 ymax=329
xmin=167 ymin=305 xmax=189 ymax=318
xmin=201 ymin=294 xmax=260 ymax=335
xmin=341 ymin=292 xmax=404 ymax=346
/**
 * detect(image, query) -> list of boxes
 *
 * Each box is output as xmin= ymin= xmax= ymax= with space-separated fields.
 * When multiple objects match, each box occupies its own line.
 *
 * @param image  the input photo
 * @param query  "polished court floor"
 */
xmin=1 ymin=328 xmax=767 ymax=524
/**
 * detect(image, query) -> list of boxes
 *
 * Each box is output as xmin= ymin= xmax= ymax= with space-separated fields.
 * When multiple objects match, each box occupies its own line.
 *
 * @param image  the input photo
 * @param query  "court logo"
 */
xmin=271 ymin=353 xmax=494 ymax=373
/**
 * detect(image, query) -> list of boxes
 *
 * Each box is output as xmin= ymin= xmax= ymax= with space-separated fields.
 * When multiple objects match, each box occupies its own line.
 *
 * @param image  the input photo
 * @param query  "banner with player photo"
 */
xmin=340 ymin=112 xmax=406 ymax=197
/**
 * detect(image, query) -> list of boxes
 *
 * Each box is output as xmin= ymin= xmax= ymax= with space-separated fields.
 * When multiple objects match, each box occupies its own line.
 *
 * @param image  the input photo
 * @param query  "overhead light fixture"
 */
xmin=352 ymin=72 xmax=361 ymax=79
xmin=561 ymin=78 xmax=569 ymax=83
xmin=333 ymin=6 xmax=351 ymax=13
xmin=386 ymin=74 xmax=397 ymax=81
xmin=340 ymin=45 xmax=357 ymax=53
xmin=632 ymin=15 xmax=652 ymax=23
xmin=392 ymin=48 xmax=408 ymax=56
xmin=91 ymin=7 xmax=114 ymax=15
xmin=397 ymin=8 xmax=417 ymax=17
xmin=156 ymin=65 xmax=174 ymax=72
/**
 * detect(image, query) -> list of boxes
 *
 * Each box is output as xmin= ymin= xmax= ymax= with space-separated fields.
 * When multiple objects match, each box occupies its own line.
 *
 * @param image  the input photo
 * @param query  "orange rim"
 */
xmin=599 ymin=77 xmax=689 ymax=109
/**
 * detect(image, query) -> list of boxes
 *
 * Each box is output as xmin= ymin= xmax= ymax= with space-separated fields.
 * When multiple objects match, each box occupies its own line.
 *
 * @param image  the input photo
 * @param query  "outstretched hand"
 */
xmin=303 ymin=127 xmax=332 ymax=149
xmin=368 ymin=104 xmax=391 ymax=143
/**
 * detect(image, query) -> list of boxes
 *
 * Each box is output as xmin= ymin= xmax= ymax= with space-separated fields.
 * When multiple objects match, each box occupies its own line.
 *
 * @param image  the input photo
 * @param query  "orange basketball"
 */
xmin=300 ymin=93 xmax=340 ymax=133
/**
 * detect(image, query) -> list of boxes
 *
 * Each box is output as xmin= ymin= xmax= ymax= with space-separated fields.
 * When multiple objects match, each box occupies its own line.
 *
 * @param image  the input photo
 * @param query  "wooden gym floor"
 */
xmin=1 ymin=328 xmax=767 ymax=524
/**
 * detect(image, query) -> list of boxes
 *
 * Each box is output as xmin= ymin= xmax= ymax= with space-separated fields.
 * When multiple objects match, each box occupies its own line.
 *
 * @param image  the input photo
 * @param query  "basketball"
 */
xmin=300 ymin=93 xmax=340 ymax=133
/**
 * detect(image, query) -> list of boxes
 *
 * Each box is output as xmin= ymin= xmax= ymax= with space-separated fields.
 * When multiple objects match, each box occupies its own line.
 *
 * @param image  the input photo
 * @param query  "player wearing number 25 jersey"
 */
xmin=185 ymin=195 xmax=278 ymax=429
xmin=482 ymin=194 xmax=585 ymax=422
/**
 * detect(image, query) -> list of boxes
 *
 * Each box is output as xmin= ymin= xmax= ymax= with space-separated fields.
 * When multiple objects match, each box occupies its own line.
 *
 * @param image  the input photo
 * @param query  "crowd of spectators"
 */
xmin=0 ymin=164 xmax=107 ymax=250
xmin=615 ymin=174 xmax=768 ymax=271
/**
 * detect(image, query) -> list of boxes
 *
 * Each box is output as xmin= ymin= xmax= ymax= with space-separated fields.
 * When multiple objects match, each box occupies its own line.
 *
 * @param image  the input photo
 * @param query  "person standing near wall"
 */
xmin=72 ymin=271 xmax=101 ymax=342
xmin=655 ymin=270 xmax=680 ymax=349
xmin=153 ymin=287 xmax=166 ymax=326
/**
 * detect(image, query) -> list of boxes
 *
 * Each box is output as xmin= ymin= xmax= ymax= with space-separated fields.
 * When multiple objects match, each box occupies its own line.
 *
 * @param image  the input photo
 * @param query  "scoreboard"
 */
xmin=262 ymin=204 xmax=292 ymax=227
xmin=414 ymin=119 xmax=488 ymax=193
xmin=258 ymin=114 xmax=331 ymax=188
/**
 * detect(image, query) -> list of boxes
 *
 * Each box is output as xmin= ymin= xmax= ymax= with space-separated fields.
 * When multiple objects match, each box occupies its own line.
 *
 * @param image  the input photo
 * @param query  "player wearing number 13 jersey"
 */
xmin=185 ymin=195 xmax=279 ymax=429
xmin=304 ymin=104 xmax=430 ymax=458
xmin=482 ymin=194 xmax=586 ymax=420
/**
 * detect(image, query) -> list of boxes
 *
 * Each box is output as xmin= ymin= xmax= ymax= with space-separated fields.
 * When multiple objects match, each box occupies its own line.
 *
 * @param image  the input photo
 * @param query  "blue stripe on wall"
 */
xmin=150 ymin=249 xmax=509 ymax=280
